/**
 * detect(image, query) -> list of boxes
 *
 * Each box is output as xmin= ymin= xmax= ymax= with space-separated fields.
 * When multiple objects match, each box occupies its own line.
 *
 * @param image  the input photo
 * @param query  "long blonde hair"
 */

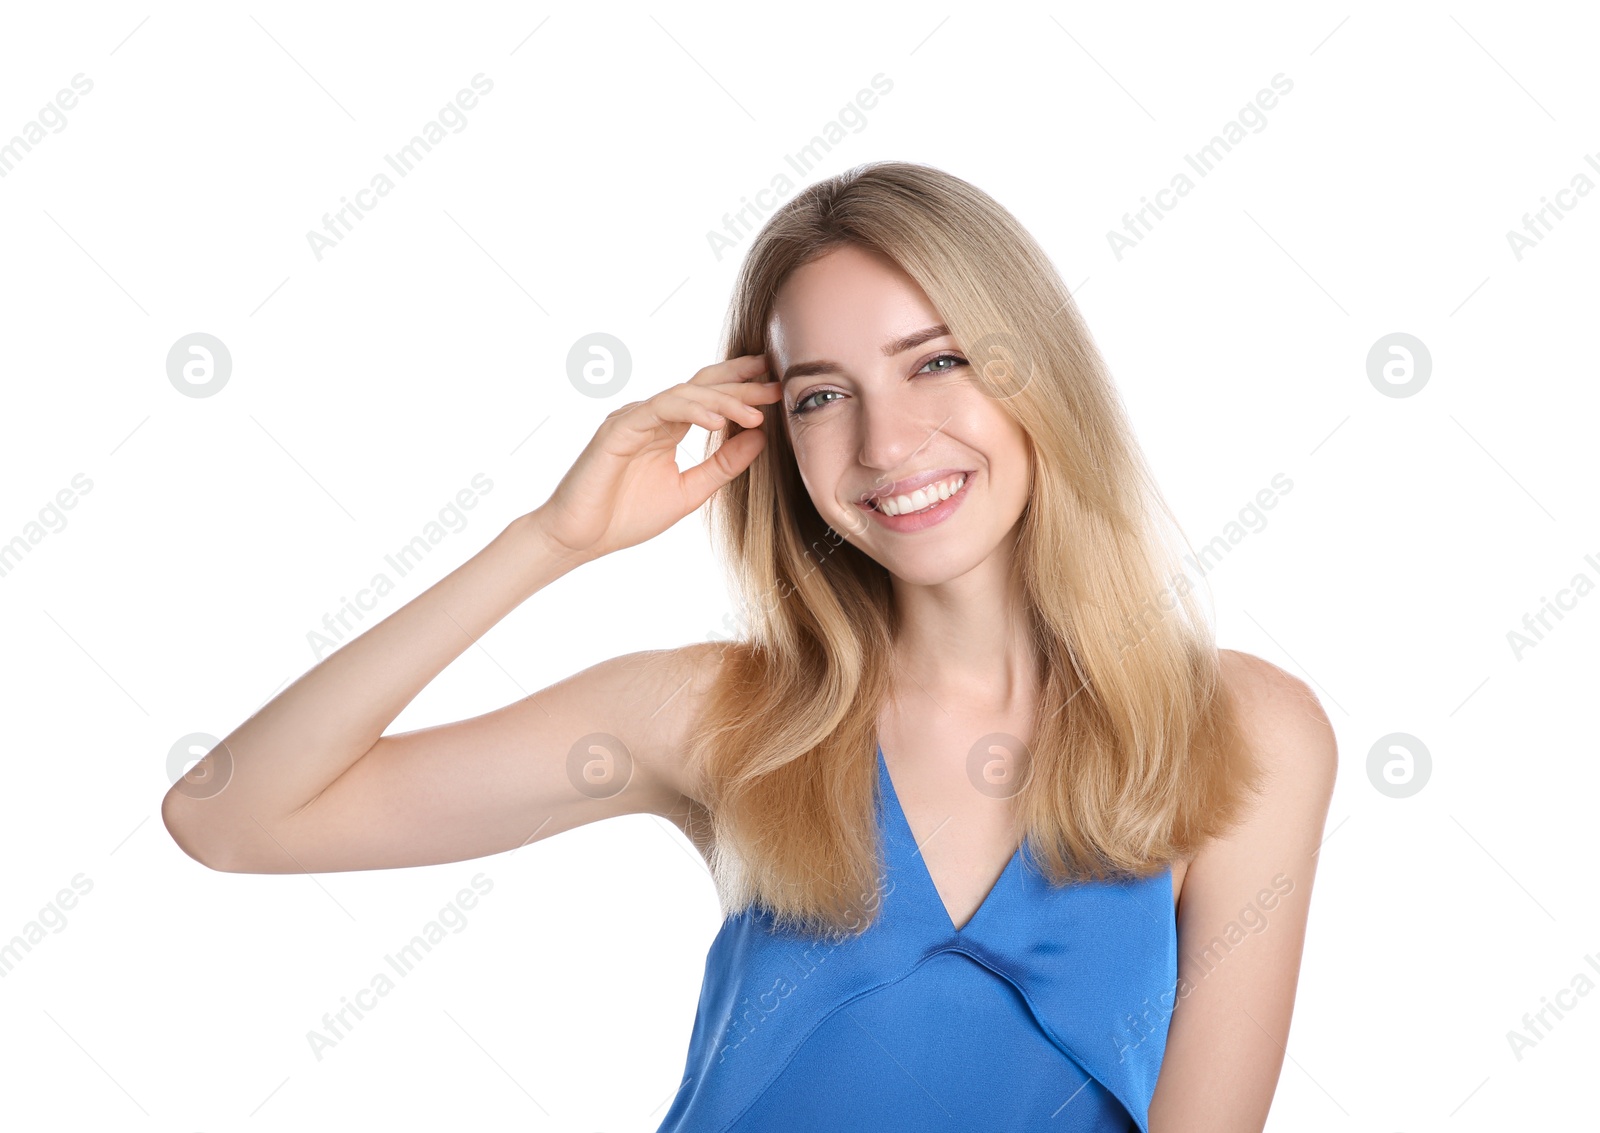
xmin=687 ymin=160 xmax=1262 ymax=938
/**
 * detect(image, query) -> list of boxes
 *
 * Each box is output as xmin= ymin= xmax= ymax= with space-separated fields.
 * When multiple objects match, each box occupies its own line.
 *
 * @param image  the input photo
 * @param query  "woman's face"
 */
xmin=767 ymin=243 xmax=1033 ymax=585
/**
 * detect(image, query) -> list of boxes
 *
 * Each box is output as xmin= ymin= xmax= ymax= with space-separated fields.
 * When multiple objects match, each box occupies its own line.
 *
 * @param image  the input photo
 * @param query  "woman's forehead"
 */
xmin=767 ymin=258 xmax=940 ymax=368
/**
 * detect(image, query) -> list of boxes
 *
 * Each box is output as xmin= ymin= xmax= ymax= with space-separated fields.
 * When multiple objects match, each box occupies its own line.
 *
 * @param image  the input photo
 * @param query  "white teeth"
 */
xmin=877 ymin=473 xmax=966 ymax=517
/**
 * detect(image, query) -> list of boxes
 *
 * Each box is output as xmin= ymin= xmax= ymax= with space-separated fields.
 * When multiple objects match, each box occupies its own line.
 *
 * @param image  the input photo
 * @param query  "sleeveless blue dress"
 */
xmin=654 ymin=743 xmax=1178 ymax=1132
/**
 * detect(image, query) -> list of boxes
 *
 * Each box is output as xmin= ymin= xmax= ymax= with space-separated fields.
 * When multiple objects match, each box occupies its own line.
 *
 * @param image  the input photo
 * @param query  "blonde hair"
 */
xmin=687 ymin=160 xmax=1263 ymax=938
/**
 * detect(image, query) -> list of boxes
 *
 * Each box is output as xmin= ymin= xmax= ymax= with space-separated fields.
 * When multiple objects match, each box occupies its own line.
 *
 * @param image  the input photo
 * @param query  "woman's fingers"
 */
xmin=688 ymin=352 xmax=771 ymax=387
xmin=646 ymin=382 xmax=780 ymax=431
xmin=680 ymin=423 xmax=768 ymax=506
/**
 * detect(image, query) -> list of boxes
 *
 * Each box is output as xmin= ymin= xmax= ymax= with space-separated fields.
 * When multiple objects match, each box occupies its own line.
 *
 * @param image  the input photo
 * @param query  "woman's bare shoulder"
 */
xmin=1218 ymin=648 xmax=1335 ymax=740
xmin=1215 ymin=647 xmax=1339 ymax=807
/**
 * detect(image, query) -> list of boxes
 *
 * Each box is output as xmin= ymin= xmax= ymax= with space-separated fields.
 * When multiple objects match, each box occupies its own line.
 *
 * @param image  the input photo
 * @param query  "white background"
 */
xmin=1 ymin=1 xmax=1596 ymax=1129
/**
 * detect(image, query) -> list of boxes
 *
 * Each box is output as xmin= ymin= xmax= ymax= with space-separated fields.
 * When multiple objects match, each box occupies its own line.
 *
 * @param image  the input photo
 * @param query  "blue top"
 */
xmin=655 ymin=743 xmax=1178 ymax=1132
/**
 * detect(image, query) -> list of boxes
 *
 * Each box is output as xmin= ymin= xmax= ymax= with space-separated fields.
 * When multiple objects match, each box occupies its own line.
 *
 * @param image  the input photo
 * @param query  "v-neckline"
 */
xmin=877 ymin=742 xmax=1027 ymax=935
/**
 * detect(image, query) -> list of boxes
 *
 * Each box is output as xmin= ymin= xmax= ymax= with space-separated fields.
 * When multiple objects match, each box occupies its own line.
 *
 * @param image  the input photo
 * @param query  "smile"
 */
xmin=858 ymin=472 xmax=972 ymax=532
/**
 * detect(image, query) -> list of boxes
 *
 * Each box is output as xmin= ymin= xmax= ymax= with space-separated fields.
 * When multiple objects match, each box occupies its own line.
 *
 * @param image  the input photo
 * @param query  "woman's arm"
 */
xmin=1147 ymin=649 xmax=1339 ymax=1132
xmin=160 ymin=355 xmax=781 ymax=874
xmin=159 ymin=512 xmax=712 ymax=873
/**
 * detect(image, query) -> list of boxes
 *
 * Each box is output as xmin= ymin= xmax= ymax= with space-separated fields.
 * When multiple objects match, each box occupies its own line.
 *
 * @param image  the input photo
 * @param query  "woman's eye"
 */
xmin=920 ymin=353 xmax=968 ymax=375
xmin=790 ymin=354 xmax=968 ymax=416
xmin=790 ymin=389 xmax=842 ymax=415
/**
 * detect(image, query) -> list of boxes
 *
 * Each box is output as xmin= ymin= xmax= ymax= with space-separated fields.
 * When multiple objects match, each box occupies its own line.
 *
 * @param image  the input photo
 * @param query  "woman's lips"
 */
xmin=857 ymin=471 xmax=973 ymax=532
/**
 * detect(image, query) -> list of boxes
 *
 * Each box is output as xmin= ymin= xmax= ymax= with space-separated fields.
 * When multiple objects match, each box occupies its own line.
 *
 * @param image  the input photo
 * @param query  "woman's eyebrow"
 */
xmin=781 ymin=324 xmax=951 ymax=384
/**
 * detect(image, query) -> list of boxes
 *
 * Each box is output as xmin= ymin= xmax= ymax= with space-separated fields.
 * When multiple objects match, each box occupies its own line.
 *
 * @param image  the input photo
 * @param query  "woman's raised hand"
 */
xmin=530 ymin=354 xmax=783 ymax=564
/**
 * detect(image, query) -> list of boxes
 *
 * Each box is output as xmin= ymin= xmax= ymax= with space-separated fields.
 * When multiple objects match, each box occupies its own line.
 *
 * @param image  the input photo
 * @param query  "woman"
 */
xmin=163 ymin=161 xmax=1336 ymax=1132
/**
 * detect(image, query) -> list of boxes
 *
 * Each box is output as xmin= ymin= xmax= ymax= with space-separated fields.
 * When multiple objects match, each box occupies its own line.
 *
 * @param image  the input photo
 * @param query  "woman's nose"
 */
xmin=854 ymin=390 xmax=948 ymax=479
